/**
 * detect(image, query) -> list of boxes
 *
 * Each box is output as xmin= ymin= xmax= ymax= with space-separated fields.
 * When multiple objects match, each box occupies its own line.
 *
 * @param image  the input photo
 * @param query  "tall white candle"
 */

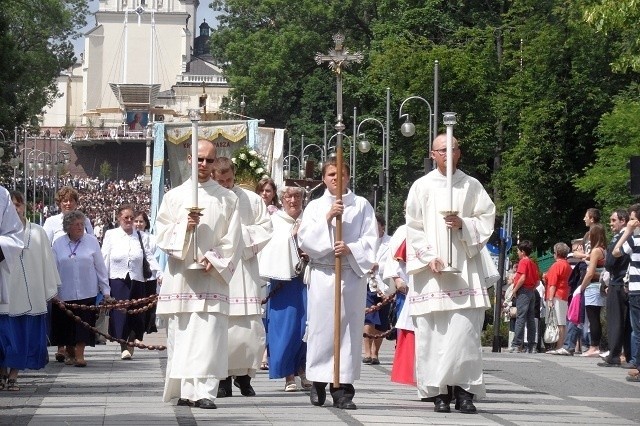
xmin=191 ymin=119 xmax=199 ymax=207
xmin=445 ymin=124 xmax=453 ymax=211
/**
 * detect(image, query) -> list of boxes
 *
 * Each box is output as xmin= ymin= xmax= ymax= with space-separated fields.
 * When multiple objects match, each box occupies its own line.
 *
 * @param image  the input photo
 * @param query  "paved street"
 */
xmin=2 ymin=330 xmax=640 ymax=425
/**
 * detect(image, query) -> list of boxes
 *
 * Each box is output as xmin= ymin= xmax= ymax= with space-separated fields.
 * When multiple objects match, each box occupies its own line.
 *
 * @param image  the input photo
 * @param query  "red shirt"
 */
xmin=545 ymin=258 xmax=572 ymax=301
xmin=514 ymin=256 xmax=539 ymax=289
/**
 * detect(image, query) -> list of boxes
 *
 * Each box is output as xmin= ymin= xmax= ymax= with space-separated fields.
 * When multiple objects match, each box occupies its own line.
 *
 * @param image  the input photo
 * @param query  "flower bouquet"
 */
xmin=231 ymin=146 xmax=268 ymax=189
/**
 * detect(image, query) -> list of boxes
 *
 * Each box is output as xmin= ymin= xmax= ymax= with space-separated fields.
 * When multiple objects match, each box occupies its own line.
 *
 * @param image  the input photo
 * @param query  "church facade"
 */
xmin=36 ymin=0 xmax=230 ymax=180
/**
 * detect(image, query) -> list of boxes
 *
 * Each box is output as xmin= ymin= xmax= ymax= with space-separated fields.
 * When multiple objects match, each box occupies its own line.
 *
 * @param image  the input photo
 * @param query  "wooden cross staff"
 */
xmin=315 ymin=33 xmax=363 ymax=388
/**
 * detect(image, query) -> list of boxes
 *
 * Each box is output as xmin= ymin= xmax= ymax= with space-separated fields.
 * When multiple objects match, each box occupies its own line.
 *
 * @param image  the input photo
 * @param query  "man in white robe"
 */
xmin=211 ymin=157 xmax=272 ymax=397
xmin=0 ymin=185 xmax=24 ymax=304
xmin=155 ymin=140 xmax=242 ymax=409
xmin=298 ymin=158 xmax=378 ymax=410
xmin=406 ymin=134 xmax=495 ymax=414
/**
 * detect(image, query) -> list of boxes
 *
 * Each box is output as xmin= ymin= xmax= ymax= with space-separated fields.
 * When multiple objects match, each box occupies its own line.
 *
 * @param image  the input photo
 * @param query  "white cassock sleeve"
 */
xmin=238 ymin=188 xmax=273 ymax=260
xmin=0 ymin=187 xmax=25 ymax=304
xmin=155 ymin=193 xmax=190 ymax=261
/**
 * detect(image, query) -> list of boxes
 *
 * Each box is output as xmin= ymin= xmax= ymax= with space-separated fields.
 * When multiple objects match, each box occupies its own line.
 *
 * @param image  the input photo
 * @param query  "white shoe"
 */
xmin=599 ymin=350 xmax=610 ymax=360
xmin=556 ymin=348 xmax=573 ymax=356
xmin=121 ymin=350 xmax=132 ymax=360
xmin=284 ymin=381 xmax=297 ymax=392
xmin=546 ymin=349 xmax=559 ymax=354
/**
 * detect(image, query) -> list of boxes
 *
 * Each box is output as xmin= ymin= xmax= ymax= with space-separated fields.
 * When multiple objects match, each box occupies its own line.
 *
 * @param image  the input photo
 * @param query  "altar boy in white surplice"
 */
xmin=211 ymin=156 xmax=272 ymax=398
xmin=297 ymin=158 xmax=377 ymax=410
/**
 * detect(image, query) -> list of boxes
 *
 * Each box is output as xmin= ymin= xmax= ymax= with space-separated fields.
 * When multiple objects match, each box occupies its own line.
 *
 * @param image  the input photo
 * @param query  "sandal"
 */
xmin=284 ymin=381 xmax=297 ymax=392
xmin=260 ymin=361 xmax=269 ymax=370
xmin=64 ymin=357 xmax=76 ymax=366
xmin=75 ymin=359 xmax=87 ymax=368
xmin=55 ymin=352 xmax=66 ymax=363
xmin=6 ymin=378 xmax=19 ymax=391
xmin=0 ymin=375 xmax=6 ymax=390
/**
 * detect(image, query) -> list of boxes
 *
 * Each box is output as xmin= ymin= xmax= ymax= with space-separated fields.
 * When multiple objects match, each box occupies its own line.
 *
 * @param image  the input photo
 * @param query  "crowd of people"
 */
xmin=503 ymin=205 xmax=640 ymax=385
xmin=1 ymin=135 xmax=638 ymax=415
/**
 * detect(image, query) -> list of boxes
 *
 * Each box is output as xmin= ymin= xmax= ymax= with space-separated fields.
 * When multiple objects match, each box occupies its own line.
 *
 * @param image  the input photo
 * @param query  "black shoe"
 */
xmin=420 ymin=396 xmax=436 ymax=402
xmin=194 ymin=398 xmax=217 ymax=409
xmin=433 ymin=395 xmax=451 ymax=413
xmin=334 ymin=397 xmax=357 ymax=410
xmin=620 ymin=362 xmax=637 ymax=369
xmin=177 ymin=398 xmax=193 ymax=407
xmin=456 ymin=399 xmax=477 ymax=414
xmin=597 ymin=361 xmax=621 ymax=367
xmin=454 ymin=386 xmax=477 ymax=414
xmin=233 ymin=375 xmax=256 ymax=396
xmin=310 ymin=382 xmax=326 ymax=406
xmin=217 ymin=377 xmax=232 ymax=398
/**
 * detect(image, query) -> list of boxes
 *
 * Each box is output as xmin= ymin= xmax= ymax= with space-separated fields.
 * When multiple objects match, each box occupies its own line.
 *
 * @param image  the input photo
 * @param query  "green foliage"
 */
xmin=584 ymin=0 xmax=640 ymax=73
xmin=208 ymin=0 xmax=640 ymax=248
xmin=99 ymin=161 xmax=112 ymax=181
xmin=575 ymin=89 xmax=640 ymax=212
xmin=0 ymin=1 xmax=88 ymax=132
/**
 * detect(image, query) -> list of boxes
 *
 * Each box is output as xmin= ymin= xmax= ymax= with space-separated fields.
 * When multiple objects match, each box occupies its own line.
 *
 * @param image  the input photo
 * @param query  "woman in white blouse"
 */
xmin=133 ymin=210 xmax=162 ymax=334
xmin=102 ymin=205 xmax=158 ymax=360
xmin=51 ymin=211 xmax=110 ymax=368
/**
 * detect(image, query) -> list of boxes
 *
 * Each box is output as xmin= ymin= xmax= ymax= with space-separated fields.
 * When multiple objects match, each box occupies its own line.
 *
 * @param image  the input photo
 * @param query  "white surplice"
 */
xmin=298 ymin=189 xmax=377 ymax=384
xmin=0 ymin=222 xmax=60 ymax=316
xmin=226 ymin=186 xmax=272 ymax=376
xmin=406 ymin=168 xmax=495 ymax=399
xmin=259 ymin=210 xmax=299 ymax=281
xmin=0 ymin=187 xmax=25 ymax=304
xmin=155 ymin=178 xmax=241 ymax=402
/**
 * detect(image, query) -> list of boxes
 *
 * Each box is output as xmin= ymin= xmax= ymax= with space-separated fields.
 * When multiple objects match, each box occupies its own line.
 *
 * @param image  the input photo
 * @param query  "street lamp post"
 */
xmin=283 ymin=154 xmax=301 ymax=179
xmin=301 ymin=143 xmax=325 ymax=179
xmin=399 ymin=96 xmax=435 ymax=171
xmin=51 ymin=149 xmax=70 ymax=203
xmin=356 ymin=115 xmax=387 ymax=224
xmin=399 ymin=65 xmax=439 ymax=172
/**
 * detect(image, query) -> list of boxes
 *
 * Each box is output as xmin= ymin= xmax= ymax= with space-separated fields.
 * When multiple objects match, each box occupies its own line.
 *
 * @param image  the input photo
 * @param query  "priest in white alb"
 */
xmin=297 ymin=158 xmax=378 ymax=410
xmin=211 ymin=156 xmax=272 ymax=398
xmin=406 ymin=134 xmax=495 ymax=414
xmin=155 ymin=140 xmax=241 ymax=410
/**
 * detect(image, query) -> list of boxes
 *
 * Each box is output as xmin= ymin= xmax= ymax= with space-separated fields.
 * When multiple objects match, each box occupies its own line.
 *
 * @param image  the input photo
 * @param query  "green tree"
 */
xmin=99 ymin=161 xmax=112 ymax=181
xmin=208 ymin=0 xmax=637 ymax=247
xmin=575 ymin=86 xmax=640 ymax=212
xmin=0 ymin=1 xmax=88 ymax=131
xmin=584 ymin=0 xmax=640 ymax=72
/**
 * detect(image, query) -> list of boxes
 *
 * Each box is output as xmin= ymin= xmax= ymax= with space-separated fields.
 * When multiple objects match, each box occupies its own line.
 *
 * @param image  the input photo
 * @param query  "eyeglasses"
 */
xmin=432 ymin=147 xmax=459 ymax=156
xmin=284 ymin=193 xmax=302 ymax=200
xmin=196 ymin=157 xmax=215 ymax=164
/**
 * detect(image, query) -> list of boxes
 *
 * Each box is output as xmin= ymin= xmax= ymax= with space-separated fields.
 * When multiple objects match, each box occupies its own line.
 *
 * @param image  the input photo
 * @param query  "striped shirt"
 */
xmin=622 ymin=231 xmax=640 ymax=294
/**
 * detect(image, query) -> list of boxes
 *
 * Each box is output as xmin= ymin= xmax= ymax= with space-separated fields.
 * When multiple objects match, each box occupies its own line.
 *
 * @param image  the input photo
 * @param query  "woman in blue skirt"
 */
xmin=0 ymin=191 xmax=60 ymax=390
xmin=259 ymin=186 xmax=309 ymax=392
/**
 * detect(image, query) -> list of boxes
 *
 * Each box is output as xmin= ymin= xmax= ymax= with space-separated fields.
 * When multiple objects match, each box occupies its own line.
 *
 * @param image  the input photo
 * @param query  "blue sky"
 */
xmin=73 ymin=1 xmax=220 ymax=57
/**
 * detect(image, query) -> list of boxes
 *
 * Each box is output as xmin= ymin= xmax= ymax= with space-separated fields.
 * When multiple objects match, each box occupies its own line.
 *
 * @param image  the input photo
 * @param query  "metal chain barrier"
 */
xmin=363 ymin=292 xmax=398 ymax=340
xmin=52 ymin=297 xmax=166 ymax=351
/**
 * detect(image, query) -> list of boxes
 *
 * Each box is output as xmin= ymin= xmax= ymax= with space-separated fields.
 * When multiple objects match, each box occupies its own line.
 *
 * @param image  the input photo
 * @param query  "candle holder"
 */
xmin=186 ymin=206 xmax=205 ymax=270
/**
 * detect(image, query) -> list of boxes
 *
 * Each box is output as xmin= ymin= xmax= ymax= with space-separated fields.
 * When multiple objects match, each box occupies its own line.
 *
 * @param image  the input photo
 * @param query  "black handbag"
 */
xmin=137 ymin=231 xmax=153 ymax=279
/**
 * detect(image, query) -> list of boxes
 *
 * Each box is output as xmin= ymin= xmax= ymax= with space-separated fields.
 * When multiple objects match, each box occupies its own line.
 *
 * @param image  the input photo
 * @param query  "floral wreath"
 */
xmin=231 ymin=146 xmax=269 ymax=187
